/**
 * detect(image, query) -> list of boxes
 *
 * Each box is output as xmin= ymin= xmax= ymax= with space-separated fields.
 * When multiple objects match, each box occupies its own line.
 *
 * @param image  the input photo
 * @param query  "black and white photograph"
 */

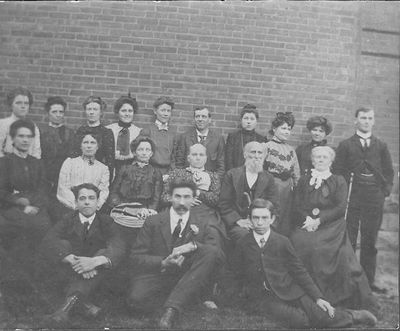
xmin=0 ymin=1 xmax=398 ymax=329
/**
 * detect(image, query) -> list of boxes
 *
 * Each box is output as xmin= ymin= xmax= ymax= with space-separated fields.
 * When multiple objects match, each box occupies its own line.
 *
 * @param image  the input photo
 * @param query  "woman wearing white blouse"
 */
xmin=57 ymin=133 xmax=109 ymax=210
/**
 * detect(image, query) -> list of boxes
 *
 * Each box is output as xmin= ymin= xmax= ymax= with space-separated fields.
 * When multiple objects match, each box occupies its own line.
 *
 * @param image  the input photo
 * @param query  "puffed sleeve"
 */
xmin=57 ymin=158 xmax=76 ymax=210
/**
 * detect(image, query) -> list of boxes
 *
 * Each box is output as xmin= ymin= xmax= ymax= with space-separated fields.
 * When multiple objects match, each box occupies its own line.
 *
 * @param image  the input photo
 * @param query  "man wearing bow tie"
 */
xmin=140 ymin=96 xmax=178 ymax=179
xmin=334 ymin=107 xmax=394 ymax=294
xmin=38 ymin=183 xmax=125 ymax=326
xmin=175 ymin=106 xmax=225 ymax=179
xmin=128 ymin=179 xmax=225 ymax=329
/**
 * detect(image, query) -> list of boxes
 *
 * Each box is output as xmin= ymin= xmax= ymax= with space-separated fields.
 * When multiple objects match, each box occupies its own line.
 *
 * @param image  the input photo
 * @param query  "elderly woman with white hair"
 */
xmin=290 ymin=146 xmax=375 ymax=310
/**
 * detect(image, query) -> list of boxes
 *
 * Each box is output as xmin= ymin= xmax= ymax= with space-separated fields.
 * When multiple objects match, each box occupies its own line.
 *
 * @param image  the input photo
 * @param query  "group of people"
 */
xmin=0 ymin=86 xmax=394 ymax=329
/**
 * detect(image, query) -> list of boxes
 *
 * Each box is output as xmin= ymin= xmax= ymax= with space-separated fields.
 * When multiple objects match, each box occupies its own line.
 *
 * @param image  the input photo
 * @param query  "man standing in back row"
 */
xmin=334 ymin=107 xmax=394 ymax=293
xmin=175 ymin=106 xmax=225 ymax=179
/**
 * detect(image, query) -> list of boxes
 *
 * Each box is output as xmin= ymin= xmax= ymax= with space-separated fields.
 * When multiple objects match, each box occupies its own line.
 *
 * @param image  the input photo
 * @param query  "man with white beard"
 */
xmin=219 ymin=141 xmax=278 ymax=243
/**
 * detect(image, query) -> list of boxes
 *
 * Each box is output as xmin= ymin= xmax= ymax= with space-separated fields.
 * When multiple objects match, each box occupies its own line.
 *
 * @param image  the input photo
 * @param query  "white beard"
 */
xmin=245 ymin=158 xmax=264 ymax=174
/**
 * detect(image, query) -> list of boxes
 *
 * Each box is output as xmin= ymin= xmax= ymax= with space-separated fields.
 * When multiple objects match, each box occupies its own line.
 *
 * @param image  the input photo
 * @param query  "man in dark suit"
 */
xmin=334 ymin=107 xmax=394 ymax=293
xmin=175 ymin=106 xmax=225 ymax=179
xmin=219 ymin=141 xmax=278 ymax=242
xmin=128 ymin=178 xmax=225 ymax=329
xmin=233 ymin=198 xmax=377 ymax=328
xmin=39 ymin=183 xmax=125 ymax=326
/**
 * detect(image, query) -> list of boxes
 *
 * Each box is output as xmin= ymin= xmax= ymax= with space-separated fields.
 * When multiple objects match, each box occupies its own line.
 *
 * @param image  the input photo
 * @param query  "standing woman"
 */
xmin=263 ymin=112 xmax=300 ymax=236
xmin=225 ymin=104 xmax=266 ymax=171
xmin=70 ymin=96 xmax=115 ymax=179
xmin=106 ymin=94 xmax=142 ymax=174
xmin=0 ymin=87 xmax=41 ymax=158
xmin=296 ymin=116 xmax=332 ymax=176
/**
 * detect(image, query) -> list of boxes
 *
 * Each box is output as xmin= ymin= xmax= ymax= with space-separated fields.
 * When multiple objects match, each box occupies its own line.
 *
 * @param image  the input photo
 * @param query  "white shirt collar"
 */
xmin=10 ymin=113 xmax=20 ymax=121
xmin=196 ymin=128 xmax=209 ymax=137
xmin=356 ymin=130 xmax=372 ymax=140
xmin=49 ymin=122 xmax=64 ymax=128
xmin=169 ymin=207 xmax=190 ymax=235
xmin=245 ymin=170 xmax=258 ymax=189
xmin=253 ymin=229 xmax=271 ymax=248
xmin=78 ymin=212 xmax=96 ymax=228
xmin=155 ymin=120 xmax=169 ymax=130
xmin=13 ymin=149 xmax=28 ymax=159
xmin=188 ymin=166 xmax=205 ymax=172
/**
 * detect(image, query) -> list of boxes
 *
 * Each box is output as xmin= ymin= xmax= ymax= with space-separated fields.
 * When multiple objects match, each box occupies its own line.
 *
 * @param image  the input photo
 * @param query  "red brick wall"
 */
xmin=0 ymin=2 xmax=398 ymax=167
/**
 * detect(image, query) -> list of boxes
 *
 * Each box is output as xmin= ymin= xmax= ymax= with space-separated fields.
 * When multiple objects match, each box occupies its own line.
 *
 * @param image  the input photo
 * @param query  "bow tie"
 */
xmin=156 ymin=123 xmax=168 ymax=131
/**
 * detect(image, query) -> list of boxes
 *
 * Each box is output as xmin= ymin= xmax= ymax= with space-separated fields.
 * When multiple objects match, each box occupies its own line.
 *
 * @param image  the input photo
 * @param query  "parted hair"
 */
xmin=153 ymin=96 xmax=174 ymax=110
xmin=168 ymin=178 xmax=197 ymax=197
xmin=249 ymin=198 xmax=277 ymax=218
xmin=72 ymin=183 xmax=100 ymax=200
xmin=130 ymin=136 xmax=155 ymax=154
xmin=355 ymin=107 xmax=373 ymax=118
xmin=240 ymin=103 xmax=259 ymax=119
xmin=114 ymin=94 xmax=138 ymax=114
xmin=44 ymin=96 xmax=67 ymax=113
xmin=82 ymin=96 xmax=107 ymax=112
xmin=7 ymin=87 xmax=33 ymax=107
xmin=9 ymin=119 xmax=35 ymax=138
xmin=306 ymin=116 xmax=332 ymax=135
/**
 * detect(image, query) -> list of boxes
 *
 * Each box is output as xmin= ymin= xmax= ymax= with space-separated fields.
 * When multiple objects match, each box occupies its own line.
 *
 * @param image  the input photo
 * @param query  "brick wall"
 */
xmin=0 ymin=2 xmax=398 ymax=168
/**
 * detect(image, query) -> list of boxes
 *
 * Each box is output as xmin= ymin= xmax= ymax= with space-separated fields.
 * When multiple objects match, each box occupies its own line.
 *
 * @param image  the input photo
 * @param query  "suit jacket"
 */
xmin=234 ymin=230 xmax=323 ymax=302
xmin=225 ymin=129 xmax=267 ymax=171
xmin=219 ymin=166 xmax=278 ymax=228
xmin=39 ymin=211 xmax=125 ymax=267
xmin=130 ymin=209 xmax=223 ymax=274
xmin=175 ymin=127 xmax=225 ymax=178
xmin=333 ymin=134 xmax=394 ymax=195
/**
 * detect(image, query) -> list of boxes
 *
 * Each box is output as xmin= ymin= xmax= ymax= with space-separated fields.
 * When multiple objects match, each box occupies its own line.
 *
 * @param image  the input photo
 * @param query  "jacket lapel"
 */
xmin=351 ymin=134 xmax=364 ymax=153
xmin=253 ymin=172 xmax=268 ymax=198
xmin=71 ymin=213 xmax=84 ymax=240
xmin=233 ymin=167 xmax=246 ymax=199
xmin=160 ymin=212 xmax=173 ymax=252
xmin=189 ymin=128 xmax=198 ymax=146
xmin=87 ymin=214 xmax=100 ymax=239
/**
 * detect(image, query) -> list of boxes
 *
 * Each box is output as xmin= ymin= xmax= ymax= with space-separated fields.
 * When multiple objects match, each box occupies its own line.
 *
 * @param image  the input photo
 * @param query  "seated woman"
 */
xmin=106 ymin=94 xmax=142 ymax=174
xmin=108 ymin=137 xmax=163 ymax=242
xmin=0 ymin=119 xmax=51 ymax=261
xmin=225 ymin=104 xmax=266 ymax=171
xmin=70 ymin=96 xmax=115 ymax=180
xmin=57 ymin=133 xmax=109 ymax=217
xmin=290 ymin=146 xmax=375 ymax=309
xmin=296 ymin=116 xmax=332 ymax=176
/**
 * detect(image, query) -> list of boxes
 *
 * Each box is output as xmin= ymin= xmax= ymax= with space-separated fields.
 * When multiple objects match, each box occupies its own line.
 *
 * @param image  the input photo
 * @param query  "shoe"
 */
xmin=370 ymin=284 xmax=387 ymax=294
xmin=43 ymin=294 xmax=80 ymax=327
xmin=350 ymin=309 xmax=377 ymax=326
xmin=81 ymin=301 xmax=102 ymax=319
xmin=159 ymin=307 xmax=178 ymax=329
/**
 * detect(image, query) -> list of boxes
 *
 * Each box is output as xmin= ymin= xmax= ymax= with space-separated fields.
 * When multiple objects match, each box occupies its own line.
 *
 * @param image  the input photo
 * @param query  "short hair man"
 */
xmin=140 ymin=96 xmax=178 ymax=178
xmin=128 ymin=179 xmax=225 ymax=329
xmin=233 ymin=198 xmax=377 ymax=328
xmin=39 ymin=183 xmax=125 ymax=326
xmin=38 ymin=96 xmax=74 ymax=192
xmin=175 ymin=106 xmax=225 ymax=178
xmin=334 ymin=107 xmax=394 ymax=293
xmin=219 ymin=141 xmax=278 ymax=242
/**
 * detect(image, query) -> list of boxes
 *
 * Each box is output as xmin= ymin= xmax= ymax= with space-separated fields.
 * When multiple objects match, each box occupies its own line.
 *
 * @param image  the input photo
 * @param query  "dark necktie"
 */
xmin=172 ymin=218 xmax=182 ymax=244
xmin=199 ymin=135 xmax=206 ymax=144
xmin=360 ymin=137 xmax=369 ymax=151
xmin=260 ymin=237 xmax=266 ymax=248
xmin=82 ymin=221 xmax=90 ymax=240
xmin=117 ymin=127 xmax=130 ymax=156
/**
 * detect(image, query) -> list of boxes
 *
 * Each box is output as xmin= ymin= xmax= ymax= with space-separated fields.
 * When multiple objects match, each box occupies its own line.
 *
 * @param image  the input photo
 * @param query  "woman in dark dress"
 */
xmin=70 ymin=96 xmax=115 ymax=179
xmin=108 ymin=136 xmax=163 ymax=243
xmin=225 ymin=104 xmax=266 ymax=171
xmin=296 ymin=116 xmax=332 ymax=176
xmin=0 ymin=119 xmax=51 ymax=260
xmin=290 ymin=146 xmax=374 ymax=309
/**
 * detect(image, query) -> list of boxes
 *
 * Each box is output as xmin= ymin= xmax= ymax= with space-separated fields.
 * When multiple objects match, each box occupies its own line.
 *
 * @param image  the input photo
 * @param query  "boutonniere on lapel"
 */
xmin=184 ymin=224 xmax=199 ymax=242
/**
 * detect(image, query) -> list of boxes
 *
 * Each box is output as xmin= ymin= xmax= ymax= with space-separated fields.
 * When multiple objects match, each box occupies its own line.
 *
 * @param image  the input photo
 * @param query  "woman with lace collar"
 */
xmin=290 ymin=146 xmax=375 ymax=310
xmin=262 ymin=112 xmax=300 ymax=236
xmin=106 ymin=94 xmax=142 ymax=175
xmin=57 ymin=133 xmax=109 ymax=214
xmin=296 ymin=116 xmax=332 ymax=176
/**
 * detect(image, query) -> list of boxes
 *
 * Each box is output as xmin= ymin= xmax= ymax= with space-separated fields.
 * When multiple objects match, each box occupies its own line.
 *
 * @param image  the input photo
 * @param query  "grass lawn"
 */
xmin=1 ymin=213 xmax=398 ymax=330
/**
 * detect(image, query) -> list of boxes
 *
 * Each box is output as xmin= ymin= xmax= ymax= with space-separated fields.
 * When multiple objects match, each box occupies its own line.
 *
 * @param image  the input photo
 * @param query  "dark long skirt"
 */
xmin=290 ymin=217 xmax=375 ymax=309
